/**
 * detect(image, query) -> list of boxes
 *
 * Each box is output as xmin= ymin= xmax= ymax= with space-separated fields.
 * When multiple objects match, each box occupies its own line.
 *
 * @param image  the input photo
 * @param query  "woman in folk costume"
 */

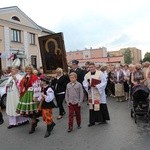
xmin=16 ymin=65 xmax=41 ymax=134
xmin=83 ymin=63 xmax=110 ymax=127
xmin=6 ymin=59 xmax=29 ymax=128
xmin=113 ymin=65 xmax=124 ymax=102
xmin=39 ymin=76 xmax=56 ymax=138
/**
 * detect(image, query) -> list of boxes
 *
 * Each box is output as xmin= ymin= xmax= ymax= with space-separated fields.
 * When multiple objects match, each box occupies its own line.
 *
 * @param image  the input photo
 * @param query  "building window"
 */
xmin=30 ymin=33 xmax=35 ymax=45
xmin=31 ymin=55 xmax=37 ymax=69
xmin=85 ymin=55 xmax=89 ymax=58
xmin=11 ymin=29 xmax=21 ymax=42
xmin=11 ymin=16 xmax=20 ymax=22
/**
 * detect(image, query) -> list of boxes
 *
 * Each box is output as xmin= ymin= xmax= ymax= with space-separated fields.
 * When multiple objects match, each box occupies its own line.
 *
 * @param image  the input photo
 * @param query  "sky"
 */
xmin=1 ymin=0 xmax=150 ymax=58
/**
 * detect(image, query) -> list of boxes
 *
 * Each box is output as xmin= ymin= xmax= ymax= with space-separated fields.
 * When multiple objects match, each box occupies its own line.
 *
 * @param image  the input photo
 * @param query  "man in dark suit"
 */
xmin=69 ymin=60 xmax=85 ymax=84
xmin=69 ymin=60 xmax=88 ymax=102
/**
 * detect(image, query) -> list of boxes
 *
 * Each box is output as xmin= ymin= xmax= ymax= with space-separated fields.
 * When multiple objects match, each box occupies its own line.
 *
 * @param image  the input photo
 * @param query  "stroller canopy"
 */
xmin=132 ymin=84 xmax=149 ymax=101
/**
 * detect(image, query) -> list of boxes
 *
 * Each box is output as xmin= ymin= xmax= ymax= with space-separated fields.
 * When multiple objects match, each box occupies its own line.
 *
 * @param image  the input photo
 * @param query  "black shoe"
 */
xmin=0 ymin=119 xmax=4 ymax=125
xmin=50 ymin=122 xmax=56 ymax=131
xmin=0 ymin=112 xmax=4 ymax=125
xmin=88 ymin=123 xmax=95 ymax=127
xmin=29 ymin=129 xmax=35 ymax=134
xmin=67 ymin=128 xmax=73 ymax=132
xmin=23 ymin=120 xmax=29 ymax=125
xmin=34 ymin=119 xmax=39 ymax=127
xmin=77 ymin=126 xmax=81 ymax=129
xmin=44 ymin=125 xmax=51 ymax=138
xmin=29 ymin=124 xmax=36 ymax=134
xmin=44 ymin=130 xmax=51 ymax=138
xmin=29 ymin=127 xmax=35 ymax=134
xmin=62 ymin=112 xmax=66 ymax=116
xmin=7 ymin=125 xmax=17 ymax=129
xmin=18 ymin=120 xmax=29 ymax=126
xmin=99 ymin=121 xmax=107 ymax=124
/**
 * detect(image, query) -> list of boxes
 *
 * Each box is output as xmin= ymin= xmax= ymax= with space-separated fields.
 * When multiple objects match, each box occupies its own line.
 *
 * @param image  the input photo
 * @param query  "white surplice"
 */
xmin=83 ymin=70 xmax=107 ymax=104
xmin=6 ymin=74 xmax=22 ymax=116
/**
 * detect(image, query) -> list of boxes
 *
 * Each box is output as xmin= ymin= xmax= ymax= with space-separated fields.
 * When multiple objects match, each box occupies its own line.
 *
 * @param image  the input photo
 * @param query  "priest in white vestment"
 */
xmin=83 ymin=62 xmax=110 ymax=126
xmin=6 ymin=64 xmax=29 ymax=128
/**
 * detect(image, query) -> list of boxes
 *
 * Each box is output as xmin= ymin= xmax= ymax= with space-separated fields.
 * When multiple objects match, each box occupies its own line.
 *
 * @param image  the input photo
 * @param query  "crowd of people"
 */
xmin=0 ymin=59 xmax=150 ymax=138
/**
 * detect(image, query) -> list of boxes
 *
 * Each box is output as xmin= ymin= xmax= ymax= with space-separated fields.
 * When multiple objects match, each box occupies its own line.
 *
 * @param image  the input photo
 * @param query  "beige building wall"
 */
xmin=120 ymin=47 xmax=142 ymax=64
xmin=0 ymin=25 xmax=6 ymax=68
xmin=108 ymin=50 xmax=122 ymax=57
xmin=0 ymin=6 xmax=52 ymax=70
xmin=0 ymin=10 xmax=37 ymax=29
xmin=108 ymin=48 xmax=142 ymax=64
xmin=83 ymin=50 xmax=91 ymax=59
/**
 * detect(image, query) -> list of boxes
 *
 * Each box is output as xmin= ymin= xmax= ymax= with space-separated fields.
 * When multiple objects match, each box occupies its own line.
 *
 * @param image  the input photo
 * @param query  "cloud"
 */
xmin=1 ymin=0 xmax=150 ymax=57
xmin=54 ymin=13 xmax=123 ymax=50
xmin=109 ymin=34 xmax=131 ymax=47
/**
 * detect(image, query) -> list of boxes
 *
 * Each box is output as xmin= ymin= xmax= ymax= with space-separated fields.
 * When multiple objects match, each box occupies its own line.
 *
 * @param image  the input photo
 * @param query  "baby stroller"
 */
xmin=130 ymin=84 xmax=150 ymax=123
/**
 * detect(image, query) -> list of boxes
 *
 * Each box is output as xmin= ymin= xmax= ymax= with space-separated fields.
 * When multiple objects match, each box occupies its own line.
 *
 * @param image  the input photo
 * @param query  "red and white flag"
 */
xmin=8 ymin=53 xmax=14 ymax=60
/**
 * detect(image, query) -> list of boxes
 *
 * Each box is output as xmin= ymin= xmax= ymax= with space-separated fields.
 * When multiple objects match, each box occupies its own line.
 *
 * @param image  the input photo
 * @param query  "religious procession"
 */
xmin=0 ymin=55 xmax=150 ymax=139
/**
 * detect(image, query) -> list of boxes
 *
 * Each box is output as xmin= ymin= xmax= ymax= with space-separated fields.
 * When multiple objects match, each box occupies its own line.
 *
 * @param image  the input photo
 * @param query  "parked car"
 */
xmin=0 ymin=77 xmax=9 ymax=108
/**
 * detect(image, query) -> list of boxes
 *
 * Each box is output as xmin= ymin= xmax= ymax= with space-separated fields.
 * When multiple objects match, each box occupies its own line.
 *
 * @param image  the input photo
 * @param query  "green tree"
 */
xmin=123 ymin=48 xmax=132 ymax=64
xmin=143 ymin=52 xmax=150 ymax=62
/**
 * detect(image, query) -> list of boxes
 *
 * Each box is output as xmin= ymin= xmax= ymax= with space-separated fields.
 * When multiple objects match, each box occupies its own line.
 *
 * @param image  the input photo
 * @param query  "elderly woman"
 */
xmin=145 ymin=62 xmax=150 ymax=79
xmin=16 ymin=65 xmax=41 ymax=134
xmin=143 ymin=61 xmax=150 ymax=78
xmin=131 ymin=64 xmax=145 ymax=86
xmin=51 ymin=68 xmax=69 ymax=120
xmin=106 ymin=65 xmax=115 ymax=97
xmin=123 ymin=64 xmax=130 ymax=101
xmin=113 ymin=65 xmax=124 ymax=101
xmin=145 ymin=70 xmax=150 ymax=90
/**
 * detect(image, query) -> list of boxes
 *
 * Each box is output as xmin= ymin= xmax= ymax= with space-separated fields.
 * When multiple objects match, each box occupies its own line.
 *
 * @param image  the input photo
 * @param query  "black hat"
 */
xmin=72 ymin=60 xmax=79 ymax=64
xmin=40 ymin=75 xmax=50 ymax=84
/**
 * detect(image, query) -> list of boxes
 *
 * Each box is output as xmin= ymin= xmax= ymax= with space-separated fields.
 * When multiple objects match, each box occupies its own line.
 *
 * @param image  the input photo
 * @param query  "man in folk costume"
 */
xmin=16 ymin=65 xmax=41 ymax=134
xmin=83 ymin=63 xmax=110 ymax=126
xmin=6 ymin=59 xmax=29 ymax=128
xmin=39 ymin=76 xmax=56 ymax=138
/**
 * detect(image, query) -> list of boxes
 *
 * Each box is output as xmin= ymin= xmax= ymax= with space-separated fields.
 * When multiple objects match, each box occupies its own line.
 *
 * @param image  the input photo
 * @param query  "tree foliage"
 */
xmin=122 ymin=48 xmax=132 ymax=64
xmin=143 ymin=52 xmax=150 ymax=62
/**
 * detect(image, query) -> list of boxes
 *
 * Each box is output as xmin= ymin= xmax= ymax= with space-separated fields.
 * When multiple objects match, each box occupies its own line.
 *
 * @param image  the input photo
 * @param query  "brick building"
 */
xmin=66 ymin=47 xmax=107 ymax=63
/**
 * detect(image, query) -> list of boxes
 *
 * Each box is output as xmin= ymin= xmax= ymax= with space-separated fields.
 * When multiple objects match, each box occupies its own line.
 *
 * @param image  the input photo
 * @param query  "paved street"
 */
xmin=1 ymin=97 xmax=150 ymax=150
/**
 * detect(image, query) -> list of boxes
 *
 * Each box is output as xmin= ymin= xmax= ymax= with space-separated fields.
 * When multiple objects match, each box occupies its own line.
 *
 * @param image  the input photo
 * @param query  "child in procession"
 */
xmin=65 ymin=72 xmax=84 ymax=132
xmin=39 ymin=76 xmax=56 ymax=138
